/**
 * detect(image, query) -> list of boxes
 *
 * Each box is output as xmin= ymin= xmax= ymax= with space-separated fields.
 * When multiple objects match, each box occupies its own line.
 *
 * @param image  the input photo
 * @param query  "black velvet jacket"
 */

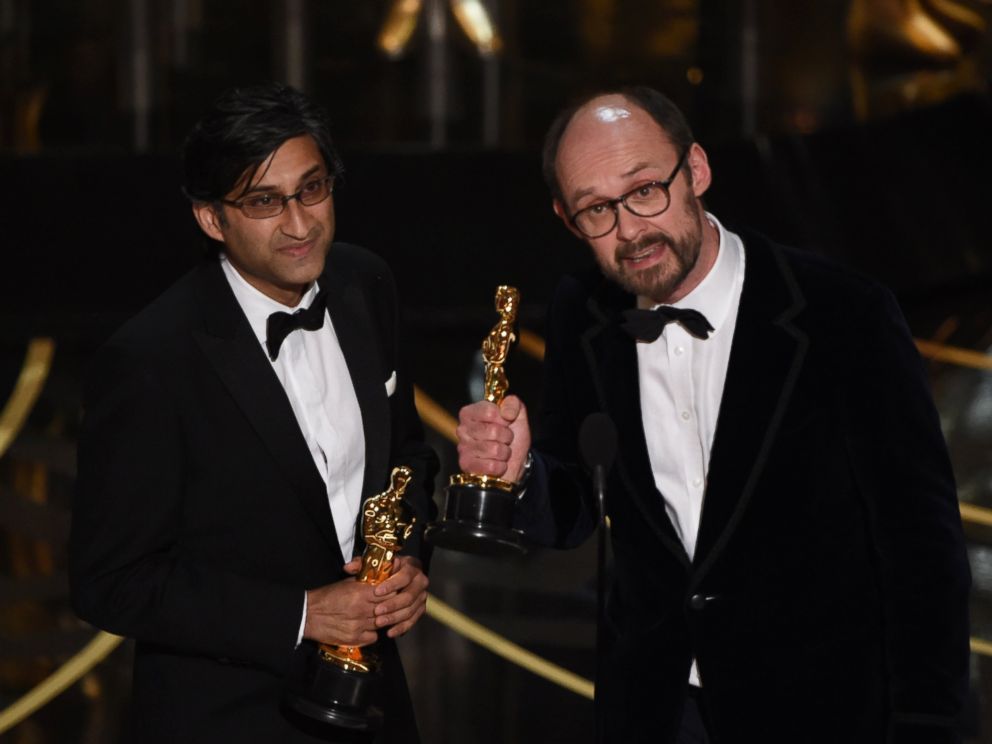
xmin=70 ymin=243 xmax=438 ymax=743
xmin=518 ymin=229 xmax=971 ymax=743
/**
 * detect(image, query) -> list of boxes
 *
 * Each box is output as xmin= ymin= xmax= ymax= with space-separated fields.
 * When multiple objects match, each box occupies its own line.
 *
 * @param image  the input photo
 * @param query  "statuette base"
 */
xmin=285 ymin=644 xmax=383 ymax=731
xmin=425 ymin=481 xmax=527 ymax=556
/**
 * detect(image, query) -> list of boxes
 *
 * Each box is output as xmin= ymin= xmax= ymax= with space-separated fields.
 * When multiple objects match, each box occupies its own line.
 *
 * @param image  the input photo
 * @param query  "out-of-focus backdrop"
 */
xmin=1 ymin=1 xmax=992 ymax=741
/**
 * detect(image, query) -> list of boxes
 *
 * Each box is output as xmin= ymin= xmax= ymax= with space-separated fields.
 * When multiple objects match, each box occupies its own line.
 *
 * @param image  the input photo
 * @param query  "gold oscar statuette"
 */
xmin=285 ymin=466 xmax=416 ymax=731
xmin=426 ymin=286 xmax=528 ymax=556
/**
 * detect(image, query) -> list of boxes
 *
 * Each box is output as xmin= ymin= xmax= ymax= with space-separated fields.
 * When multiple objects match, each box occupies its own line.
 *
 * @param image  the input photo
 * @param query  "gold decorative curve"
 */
xmin=413 ymin=386 xmax=459 ymax=442
xmin=0 ymin=631 xmax=124 ymax=735
xmin=425 ymin=593 xmax=594 ymax=699
xmin=915 ymin=339 xmax=992 ymax=371
xmin=0 ymin=338 xmax=56 ymax=459
xmin=517 ymin=328 xmax=546 ymax=362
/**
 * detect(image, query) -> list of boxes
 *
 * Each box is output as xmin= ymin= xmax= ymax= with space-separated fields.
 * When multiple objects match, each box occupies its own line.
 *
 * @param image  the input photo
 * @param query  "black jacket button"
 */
xmin=689 ymin=593 xmax=707 ymax=610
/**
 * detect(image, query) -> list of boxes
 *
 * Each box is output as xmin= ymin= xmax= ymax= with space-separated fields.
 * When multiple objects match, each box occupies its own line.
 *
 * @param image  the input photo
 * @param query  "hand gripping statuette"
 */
xmin=426 ymin=286 xmax=528 ymax=556
xmin=286 ymin=466 xmax=416 ymax=730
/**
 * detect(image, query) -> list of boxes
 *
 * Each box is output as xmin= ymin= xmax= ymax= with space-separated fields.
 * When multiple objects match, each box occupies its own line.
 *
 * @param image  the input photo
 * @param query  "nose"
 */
xmin=279 ymin=196 xmax=312 ymax=239
xmin=614 ymin=204 xmax=648 ymax=242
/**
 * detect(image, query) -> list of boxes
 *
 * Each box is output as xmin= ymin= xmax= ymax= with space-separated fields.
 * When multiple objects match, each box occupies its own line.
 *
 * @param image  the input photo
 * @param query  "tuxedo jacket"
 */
xmin=518 ymin=230 xmax=971 ymax=743
xmin=70 ymin=243 xmax=438 ymax=743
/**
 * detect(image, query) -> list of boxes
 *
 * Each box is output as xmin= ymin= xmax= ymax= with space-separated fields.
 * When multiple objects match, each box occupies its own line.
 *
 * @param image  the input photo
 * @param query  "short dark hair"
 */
xmin=182 ymin=82 xmax=344 ymax=204
xmin=541 ymin=85 xmax=695 ymax=206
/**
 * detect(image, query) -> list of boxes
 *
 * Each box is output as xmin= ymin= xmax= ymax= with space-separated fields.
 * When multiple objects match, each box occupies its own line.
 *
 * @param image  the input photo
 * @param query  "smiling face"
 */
xmin=192 ymin=134 xmax=334 ymax=306
xmin=553 ymin=95 xmax=719 ymax=304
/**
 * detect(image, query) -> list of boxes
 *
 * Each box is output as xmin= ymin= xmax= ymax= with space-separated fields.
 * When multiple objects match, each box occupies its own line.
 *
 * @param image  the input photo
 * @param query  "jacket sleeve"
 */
xmin=69 ymin=343 xmax=304 ymax=676
xmin=515 ymin=275 xmax=598 ymax=549
xmin=844 ymin=287 xmax=971 ymax=742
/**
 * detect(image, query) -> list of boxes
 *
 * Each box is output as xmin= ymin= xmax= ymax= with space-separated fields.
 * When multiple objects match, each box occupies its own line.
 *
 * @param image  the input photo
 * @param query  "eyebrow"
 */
xmin=243 ymin=164 xmax=324 ymax=195
xmin=570 ymin=162 xmax=653 ymax=204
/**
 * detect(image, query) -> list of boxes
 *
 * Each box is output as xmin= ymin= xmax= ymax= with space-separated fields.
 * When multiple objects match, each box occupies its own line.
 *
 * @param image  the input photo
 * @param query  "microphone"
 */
xmin=579 ymin=412 xmax=617 ymax=704
xmin=579 ymin=412 xmax=618 ymax=502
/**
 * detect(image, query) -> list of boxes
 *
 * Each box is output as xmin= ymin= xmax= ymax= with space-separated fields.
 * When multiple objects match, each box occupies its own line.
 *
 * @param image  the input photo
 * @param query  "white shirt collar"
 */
xmin=219 ymin=254 xmax=320 ymax=345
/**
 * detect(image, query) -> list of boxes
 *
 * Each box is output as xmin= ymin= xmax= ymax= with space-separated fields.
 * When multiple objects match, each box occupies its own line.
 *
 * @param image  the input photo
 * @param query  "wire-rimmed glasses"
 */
xmin=221 ymin=175 xmax=334 ymax=219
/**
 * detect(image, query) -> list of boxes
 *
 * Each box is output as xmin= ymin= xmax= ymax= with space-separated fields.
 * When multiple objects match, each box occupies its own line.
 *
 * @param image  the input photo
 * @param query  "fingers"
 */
xmin=374 ymin=590 xmax=425 ymax=630
xmin=342 ymin=557 xmax=362 ymax=575
xmin=342 ymin=628 xmax=380 ymax=647
xmin=385 ymin=594 xmax=428 ymax=638
xmin=457 ymin=399 xmax=522 ymax=476
xmin=458 ymin=400 xmax=503 ymax=425
xmin=457 ymin=404 xmax=512 ymax=448
xmin=373 ymin=560 xmax=427 ymax=604
xmin=372 ymin=557 xmax=429 ymax=636
xmin=304 ymin=556 xmax=432 ymax=645
xmin=456 ymin=397 xmax=532 ymax=480
xmin=458 ymin=420 xmax=514 ymax=446
xmin=304 ymin=579 xmax=381 ymax=647
xmin=373 ymin=556 xmax=423 ymax=596
xmin=458 ymin=396 xmax=525 ymax=425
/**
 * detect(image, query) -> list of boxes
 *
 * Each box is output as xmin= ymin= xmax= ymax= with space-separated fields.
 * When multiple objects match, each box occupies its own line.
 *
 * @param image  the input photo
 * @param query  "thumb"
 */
xmin=499 ymin=395 xmax=524 ymax=422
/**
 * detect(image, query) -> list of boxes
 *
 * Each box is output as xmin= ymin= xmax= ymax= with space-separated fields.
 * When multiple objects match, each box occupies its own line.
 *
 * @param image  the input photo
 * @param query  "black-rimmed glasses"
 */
xmin=220 ymin=175 xmax=334 ymax=219
xmin=568 ymin=148 xmax=689 ymax=238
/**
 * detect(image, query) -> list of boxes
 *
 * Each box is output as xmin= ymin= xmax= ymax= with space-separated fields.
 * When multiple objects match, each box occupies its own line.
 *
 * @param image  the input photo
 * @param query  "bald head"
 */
xmin=555 ymin=95 xmax=682 ymax=209
xmin=541 ymin=86 xmax=695 ymax=205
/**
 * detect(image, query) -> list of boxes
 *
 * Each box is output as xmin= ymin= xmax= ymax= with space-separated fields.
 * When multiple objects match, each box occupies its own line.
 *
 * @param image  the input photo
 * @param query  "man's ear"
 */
xmin=191 ymin=202 xmax=226 ymax=243
xmin=553 ymin=199 xmax=584 ymax=240
xmin=686 ymin=142 xmax=712 ymax=198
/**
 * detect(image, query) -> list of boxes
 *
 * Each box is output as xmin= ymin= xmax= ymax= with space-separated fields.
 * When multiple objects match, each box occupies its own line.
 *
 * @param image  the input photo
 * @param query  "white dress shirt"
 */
xmin=221 ymin=257 xmax=366 ymax=643
xmin=635 ymin=213 xmax=746 ymax=686
xmin=221 ymin=257 xmax=365 ymax=558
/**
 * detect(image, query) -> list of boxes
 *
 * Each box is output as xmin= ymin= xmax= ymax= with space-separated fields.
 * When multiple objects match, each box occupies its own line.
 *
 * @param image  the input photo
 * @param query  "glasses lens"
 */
xmin=624 ymin=183 xmax=669 ymax=217
xmin=574 ymin=205 xmax=616 ymax=238
xmin=299 ymin=177 xmax=333 ymax=206
xmin=241 ymin=194 xmax=283 ymax=219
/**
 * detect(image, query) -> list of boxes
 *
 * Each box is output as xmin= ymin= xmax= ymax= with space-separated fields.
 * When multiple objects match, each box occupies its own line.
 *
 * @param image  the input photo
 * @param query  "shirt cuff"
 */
xmin=296 ymin=591 xmax=307 ymax=647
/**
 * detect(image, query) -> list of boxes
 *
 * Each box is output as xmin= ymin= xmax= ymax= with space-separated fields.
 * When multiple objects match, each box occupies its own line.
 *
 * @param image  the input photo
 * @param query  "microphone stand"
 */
xmin=578 ymin=412 xmax=617 ymax=727
xmin=593 ymin=461 xmax=607 ymax=706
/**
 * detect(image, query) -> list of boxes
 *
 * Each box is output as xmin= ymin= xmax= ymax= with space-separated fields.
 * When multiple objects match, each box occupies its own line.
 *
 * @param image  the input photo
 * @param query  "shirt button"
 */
xmin=675 ymin=346 xmax=685 ymax=356
xmin=693 ymin=478 xmax=702 ymax=488
xmin=681 ymin=411 xmax=691 ymax=421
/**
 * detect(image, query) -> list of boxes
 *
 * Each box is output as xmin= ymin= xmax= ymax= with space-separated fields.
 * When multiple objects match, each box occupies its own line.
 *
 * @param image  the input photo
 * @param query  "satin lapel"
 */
xmin=583 ymin=291 xmax=689 ymax=566
xmin=322 ymin=264 xmax=390 ymax=549
xmin=191 ymin=262 xmax=342 ymax=560
xmin=692 ymin=240 xmax=808 ymax=579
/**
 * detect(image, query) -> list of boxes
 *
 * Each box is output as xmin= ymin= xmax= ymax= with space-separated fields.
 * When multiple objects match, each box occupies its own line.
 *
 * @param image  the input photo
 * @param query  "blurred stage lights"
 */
xmin=377 ymin=0 xmax=502 ymax=58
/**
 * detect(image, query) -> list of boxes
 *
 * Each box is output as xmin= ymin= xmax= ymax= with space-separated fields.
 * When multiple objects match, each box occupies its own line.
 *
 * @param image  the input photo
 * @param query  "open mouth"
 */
xmin=619 ymin=242 xmax=666 ymax=266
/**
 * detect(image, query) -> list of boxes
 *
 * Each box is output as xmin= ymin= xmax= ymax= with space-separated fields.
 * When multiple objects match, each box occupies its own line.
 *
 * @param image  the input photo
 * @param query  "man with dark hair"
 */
xmin=70 ymin=83 xmax=437 ymax=743
xmin=456 ymin=87 xmax=971 ymax=743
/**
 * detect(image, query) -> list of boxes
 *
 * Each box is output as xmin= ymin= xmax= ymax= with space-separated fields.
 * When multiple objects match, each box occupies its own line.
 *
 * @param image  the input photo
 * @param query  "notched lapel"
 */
xmin=323 ymin=271 xmax=390 ymax=514
xmin=192 ymin=264 xmax=342 ymax=560
xmin=693 ymin=242 xmax=809 ymax=578
xmin=583 ymin=292 xmax=688 ymax=564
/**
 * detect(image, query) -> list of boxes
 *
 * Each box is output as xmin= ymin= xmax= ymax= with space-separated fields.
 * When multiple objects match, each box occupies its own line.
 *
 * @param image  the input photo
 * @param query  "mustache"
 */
xmin=615 ymin=231 xmax=674 ymax=261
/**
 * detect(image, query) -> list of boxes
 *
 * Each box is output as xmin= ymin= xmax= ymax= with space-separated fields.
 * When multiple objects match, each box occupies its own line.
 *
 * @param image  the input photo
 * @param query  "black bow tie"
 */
xmin=265 ymin=287 xmax=328 ymax=361
xmin=620 ymin=306 xmax=715 ymax=342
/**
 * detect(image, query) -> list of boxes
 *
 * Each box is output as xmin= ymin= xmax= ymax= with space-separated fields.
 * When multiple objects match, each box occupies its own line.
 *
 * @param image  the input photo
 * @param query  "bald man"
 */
xmin=455 ymin=87 xmax=970 ymax=743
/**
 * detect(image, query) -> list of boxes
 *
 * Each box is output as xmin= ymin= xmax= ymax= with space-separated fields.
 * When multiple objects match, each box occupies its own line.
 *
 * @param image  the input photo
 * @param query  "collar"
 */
xmin=219 ymin=254 xmax=320 ymax=346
